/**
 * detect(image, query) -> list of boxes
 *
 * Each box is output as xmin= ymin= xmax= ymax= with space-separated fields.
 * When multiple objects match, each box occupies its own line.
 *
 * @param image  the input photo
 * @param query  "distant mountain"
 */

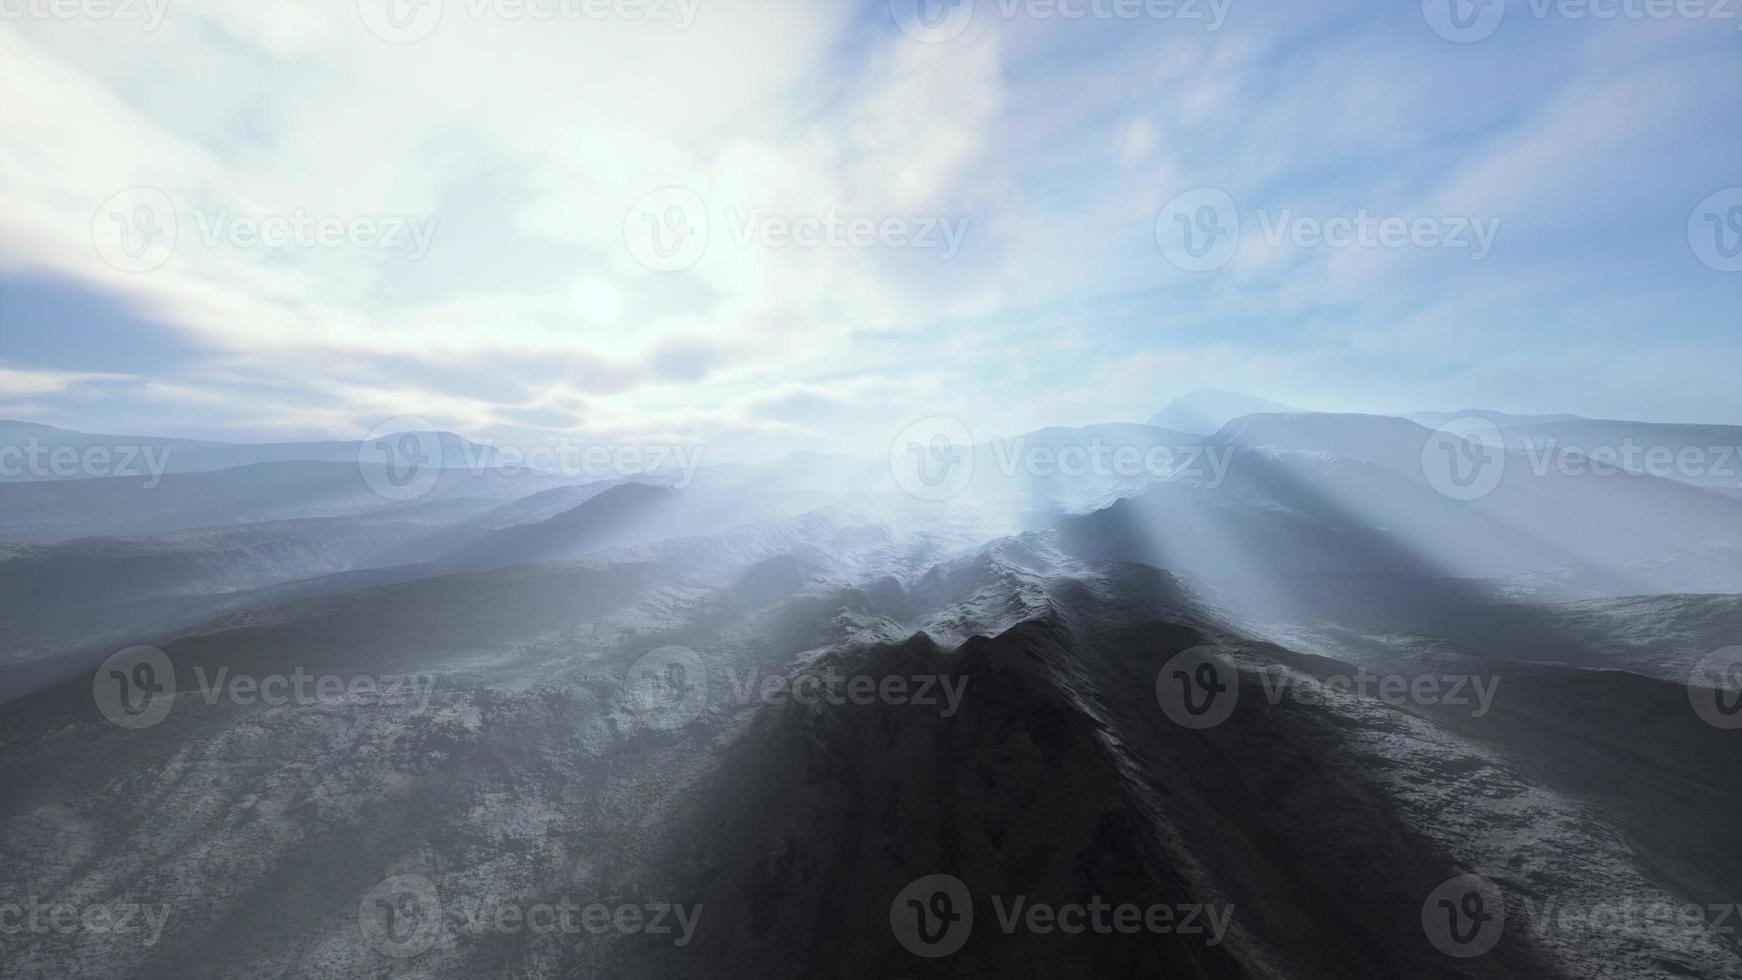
xmin=1147 ymin=389 xmax=1294 ymax=435
xmin=692 ymin=451 xmax=885 ymax=495
xmin=439 ymin=482 xmax=681 ymax=572
xmin=0 ymin=420 xmax=226 ymax=456
xmin=0 ymin=516 xmax=491 ymax=671
xmin=461 ymin=480 xmax=619 ymax=529
xmin=0 ymin=460 xmax=573 ymax=543
xmin=6 ymin=406 xmax=1741 ymax=979
xmin=1494 ymin=418 xmax=1742 ymax=489
xmin=1396 ymin=414 xmax=1742 ymax=489
xmin=1210 ymin=411 xmax=1431 ymax=467
xmin=0 ymin=420 xmax=497 ymax=481
xmin=1051 ymin=411 xmax=1742 ymax=596
xmin=683 ymin=422 xmax=1211 ymax=512
xmin=1404 ymin=409 xmax=1584 ymax=431
xmin=1013 ymin=421 xmax=1204 ymax=449
xmin=4 ymin=525 xmax=1736 ymax=978
xmin=954 ymin=422 xmax=1210 ymax=512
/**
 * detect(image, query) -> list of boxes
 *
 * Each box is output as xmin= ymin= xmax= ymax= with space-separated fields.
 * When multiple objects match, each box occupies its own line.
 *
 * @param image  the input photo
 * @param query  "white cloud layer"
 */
xmin=1 ymin=1 xmax=1737 ymax=448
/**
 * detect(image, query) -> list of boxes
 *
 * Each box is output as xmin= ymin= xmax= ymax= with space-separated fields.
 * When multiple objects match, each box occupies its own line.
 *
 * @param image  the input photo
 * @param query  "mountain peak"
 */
xmin=1146 ymin=389 xmax=1295 ymax=435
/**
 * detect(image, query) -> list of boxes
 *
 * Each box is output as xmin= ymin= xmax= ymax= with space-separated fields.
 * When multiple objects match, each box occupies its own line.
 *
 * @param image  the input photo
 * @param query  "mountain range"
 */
xmin=2 ymin=398 xmax=1738 ymax=978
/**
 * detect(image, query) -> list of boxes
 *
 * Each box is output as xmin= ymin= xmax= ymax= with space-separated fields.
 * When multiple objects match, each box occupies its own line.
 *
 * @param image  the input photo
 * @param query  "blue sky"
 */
xmin=0 ymin=0 xmax=1737 ymax=453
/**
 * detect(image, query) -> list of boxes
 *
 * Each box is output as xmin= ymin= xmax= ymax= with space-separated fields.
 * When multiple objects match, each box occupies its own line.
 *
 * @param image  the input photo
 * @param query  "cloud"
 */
xmin=0 ymin=366 xmax=137 ymax=397
xmin=1 ymin=2 xmax=1736 ymax=445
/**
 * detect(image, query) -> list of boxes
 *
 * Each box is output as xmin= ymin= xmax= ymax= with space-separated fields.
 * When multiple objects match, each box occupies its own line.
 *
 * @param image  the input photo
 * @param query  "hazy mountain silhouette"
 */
xmin=1147 ymin=390 xmax=1294 ymax=435
xmin=3 ymin=405 xmax=1738 ymax=979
